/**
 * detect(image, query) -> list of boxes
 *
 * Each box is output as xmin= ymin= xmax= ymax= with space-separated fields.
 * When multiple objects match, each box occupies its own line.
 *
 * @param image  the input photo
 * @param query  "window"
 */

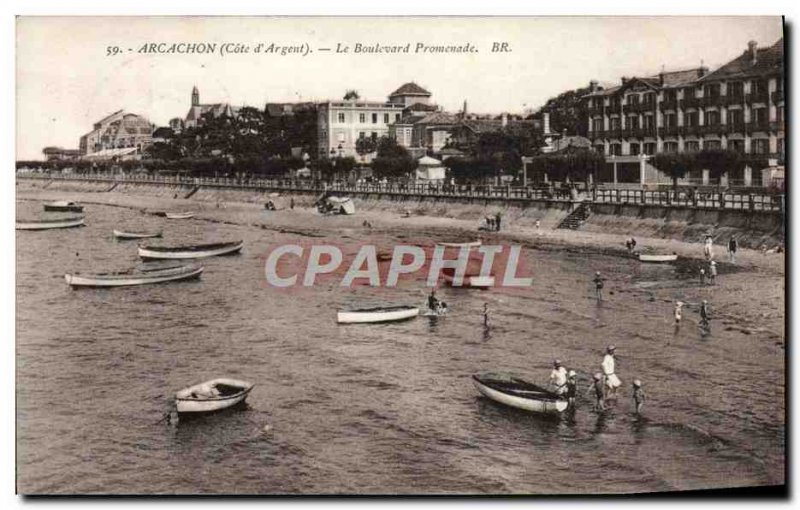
xmin=337 ymin=113 xmax=345 ymax=123
xmin=610 ymin=118 xmax=621 ymax=130
xmin=643 ymin=115 xmax=655 ymax=130
xmin=610 ymin=143 xmax=622 ymax=156
xmin=705 ymin=111 xmax=720 ymax=126
xmin=592 ymin=119 xmax=603 ymax=132
xmin=685 ymin=141 xmax=700 ymax=152
xmin=703 ymin=84 xmax=720 ymax=98
xmin=384 ymin=114 xmax=389 ymax=123
xmin=371 ymin=132 xmax=377 ymax=140
xmin=359 ymin=132 xmax=366 ymax=139
xmin=777 ymin=138 xmax=784 ymax=157
xmin=627 ymin=116 xmax=639 ymax=129
xmin=752 ymin=108 xmax=768 ymax=125
xmin=664 ymin=142 xmax=678 ymax=153
xmin=752 ymin=80 xmax=768 ymax=96
xmin=644 ymin=143 xmax=656 ymax=155
xmin=395 ymin=113 xmax=401 ymax=122
xmin=729 ymin=139 xmax=745 ymax=153
xmin=372 ymin=113 xmax=378 ymax=124
xmin=627 ymin=94 xmax=639 ymax=105
xmin=729 ymin=109 xmax=744 ymax=126
xmin=643 ymin=93 xmax=655 ymax=105
xmin=752 ymin=139 xmax=769 ymax=154
xmin=684 ymin=112 xmax=698 ymax=127
xmin=595 ymin=145 xmax=605 ymax=155
xmin=359 ymin=113 xmax=366 ymax=123
xmin=629 ymin=143 xmax=640 ymax=155
xmin=664 ymin=114 xmax=677 ymax=128
xmin=729 ymin=82 xmax=744 ymax=99
xmin=777 ymin=106 xmax=784 ymax=124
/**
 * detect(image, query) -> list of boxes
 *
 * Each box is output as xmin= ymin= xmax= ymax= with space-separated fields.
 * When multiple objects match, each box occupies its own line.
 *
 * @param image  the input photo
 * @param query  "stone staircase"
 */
xmin=557 ymin=203 xmax=591 ymax=230
xmin=184 ymin=185 xmax=200 ymax=199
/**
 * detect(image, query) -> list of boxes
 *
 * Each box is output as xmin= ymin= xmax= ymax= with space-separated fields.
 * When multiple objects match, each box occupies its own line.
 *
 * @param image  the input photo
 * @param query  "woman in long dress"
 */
xmin=602 ymin=345 xmax=621 ymax=400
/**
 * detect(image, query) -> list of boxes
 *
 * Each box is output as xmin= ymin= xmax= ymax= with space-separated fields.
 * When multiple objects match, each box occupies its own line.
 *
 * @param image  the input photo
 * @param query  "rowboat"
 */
xmin=473 ymin=372 xmax=569 ymax=415
xmin=441 ymin=272 xmax=495 ymax=288
xmin=43 ymin=201 xmax=83 ymax=213
xmin=638 ymin=254 xmax=678 ymax=263
xmin=438 ymin=240 xmax=482 ymax=249
xmin=175 ymin=378 xmax=254 ymax=414
xmin=337 ymin=305 xmax=419 ymax=324
xmin=113 ymin=229 xmax=163 ymax=240
xmin=166 ymin=212 xmax=195 ymax=220
xmin=16 ymin=216 xmax=85 ymax=230
xmin=138 ymin=240 xmax=244 ymax=260
xmin=65 ymin=264 xmax=203 ymax=288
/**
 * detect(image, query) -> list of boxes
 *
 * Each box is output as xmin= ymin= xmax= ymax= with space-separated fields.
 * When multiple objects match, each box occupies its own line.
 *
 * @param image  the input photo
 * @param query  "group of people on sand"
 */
xmin=480 ymin=212 xmax=503 ymax=232
xmin=548 ymin=346 xmax=645 ymax=415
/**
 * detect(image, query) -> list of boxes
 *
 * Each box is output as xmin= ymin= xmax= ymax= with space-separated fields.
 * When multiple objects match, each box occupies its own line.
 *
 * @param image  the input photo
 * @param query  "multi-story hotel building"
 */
xmin=78 ymin=110 xmax=155 ymax=158
xmin=582 ymin=39 xmax=784 ymax=185
xmin=317 ymin=83 xmax=431 ymax=160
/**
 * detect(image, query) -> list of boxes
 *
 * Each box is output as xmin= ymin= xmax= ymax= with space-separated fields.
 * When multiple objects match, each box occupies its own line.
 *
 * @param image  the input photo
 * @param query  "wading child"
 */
xmin=632 ymin=379 xmax=645 ymax=415
xmin=588 ymin=373 xmax=605 ymax=411
xmin=566 ymin=370 xmax=578 ymax=409
xmin=709 ymin=261 xmax=717 ymax=284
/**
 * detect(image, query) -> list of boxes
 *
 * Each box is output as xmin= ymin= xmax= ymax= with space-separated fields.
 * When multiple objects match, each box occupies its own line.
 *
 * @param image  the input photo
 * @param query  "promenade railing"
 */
xmin=16 ymin=172 xmax=784 ymax=213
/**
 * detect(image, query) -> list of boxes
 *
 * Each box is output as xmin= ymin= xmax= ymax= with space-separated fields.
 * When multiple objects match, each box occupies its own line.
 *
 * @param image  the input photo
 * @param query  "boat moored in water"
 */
xmin=65 ymin=264 xmax=204 ymax=288
xmin=166 ymin=212 xmax=195 ymax=220
xmin=16 ymin=216 xmax=85 ymax=230
xmin=337 ymin=305 xmax=420 ymax=324
xmin=113 ymin=229 xmax=163 ymax=240
xmin=438 ymin=240 xmax=482 ymax=249
xmin=43 ymin=201 xmax=83 ymax=213
xmin=138 ymin=240 xmax=244 ymax=260
xmin=638 ymin=254 xmax=679 ymax=263
xmin=175 ymin=378 xmax=255 ymax=414
xmin=472 ymin=372 xmax=569 ymax=415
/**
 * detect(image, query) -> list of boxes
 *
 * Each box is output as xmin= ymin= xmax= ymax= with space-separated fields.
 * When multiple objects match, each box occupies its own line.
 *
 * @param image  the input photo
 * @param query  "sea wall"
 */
xmin=17 ymin=177 xmax=783 ymax=247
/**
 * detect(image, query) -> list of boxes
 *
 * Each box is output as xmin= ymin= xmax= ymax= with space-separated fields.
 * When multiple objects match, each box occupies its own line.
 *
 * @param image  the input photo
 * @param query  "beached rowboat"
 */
xmin=113 ymin=229 xmax=162 ymax=240
xmin=43 ymin=201 xmax=83 ymax=213
xmin=638 ymin=254 xmax=678 ymax=263
xmin=175 ymin=378 xmax=254 ymax=414
xmin=337 ymin=305 xmax=420 ymax=324
xmin=166 ymin=212 xmax=195 ymax=220
xmin=438 ymin=240 xmax=482 ymax=249
xmin=138 ymin=240 xmax=244 ymax=260
xmin=65 ymin=264 xmax=203 ymax=288
xmin=472 ymin=372 xmax=569 ymax=415
xmin=16 ymin=216 xmax=85 ymax=230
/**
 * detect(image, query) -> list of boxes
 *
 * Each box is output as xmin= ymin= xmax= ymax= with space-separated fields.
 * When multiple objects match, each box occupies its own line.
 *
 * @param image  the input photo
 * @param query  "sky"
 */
xmin=15 ymin=16 xmax=783 ymax=160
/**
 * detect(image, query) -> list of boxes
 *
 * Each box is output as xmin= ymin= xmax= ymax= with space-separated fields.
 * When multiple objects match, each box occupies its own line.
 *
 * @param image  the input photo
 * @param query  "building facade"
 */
xmin=581 ymin=39 xmax=784 ymax=185
xmin=42 ymin=146 xmax=81 ymax=161
xmin=79 ymin=110 xmax=155 ymax=157
xmin=184 ymin=86 xmax=239 ymax=129
xmin=317 ymin=82 xmax=432 ymax=159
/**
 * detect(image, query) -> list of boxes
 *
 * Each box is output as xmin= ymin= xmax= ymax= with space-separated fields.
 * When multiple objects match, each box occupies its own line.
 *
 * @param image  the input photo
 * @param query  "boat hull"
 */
xmin=438 ymin=240 xmax=482 ymax=248
xmin=65 ymin=265 xmax=203 ymax=288
xmin=639 ymin=254 xmax=678 ymax=263
xmin=138 ymin=241 xmax=243 ymax=260
xmin=473 ymin=376 xmax=568 ymax=415
xmin=44 ymin=203 xmax=83 ymax=213
xmin=113 ymin=229 xmax=162 ymax=239
xmin=16 ymin=217 xmax=85 ymax=230
xmin=337 ymin=306 xmax=419 ymax=324
xmin=175 ymin=378 xmax=254 ymax=414
xmin=166 ymin=212 xmax=195 ymax=219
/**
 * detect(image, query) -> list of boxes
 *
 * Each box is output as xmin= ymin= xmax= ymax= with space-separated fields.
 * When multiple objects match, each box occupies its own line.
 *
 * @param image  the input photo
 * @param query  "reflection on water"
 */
xmin=15 ymin=201 xmax=783 ymax=494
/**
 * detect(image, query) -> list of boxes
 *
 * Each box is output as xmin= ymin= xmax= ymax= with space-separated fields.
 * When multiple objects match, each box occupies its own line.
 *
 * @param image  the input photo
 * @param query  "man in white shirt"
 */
xmin=602 ymin=345 xmax=621 ymax=400
xmin=549 ymin=359 xmax=568 ymax=395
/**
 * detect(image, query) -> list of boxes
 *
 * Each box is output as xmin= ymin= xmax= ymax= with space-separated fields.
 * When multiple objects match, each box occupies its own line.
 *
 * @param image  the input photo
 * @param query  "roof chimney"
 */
xmin=543 ymin=112 xmax=551 ymax=135
xmin=621 ymin=77 xmax=628 ymax=86
xmin=589 ymin=80 xmax=599 ymax=93
xmin=501 ymin=112 xmax=508 ymax=127
xmin=659 ymin=72 xmax=665 ymax=87
xmin=748 ymin=40 xmax=758 ymax=65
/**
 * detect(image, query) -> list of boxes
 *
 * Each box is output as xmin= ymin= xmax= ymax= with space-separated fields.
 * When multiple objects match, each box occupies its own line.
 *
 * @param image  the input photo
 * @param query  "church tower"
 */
xmin=191 ymin=86 xmax=199 ymax=107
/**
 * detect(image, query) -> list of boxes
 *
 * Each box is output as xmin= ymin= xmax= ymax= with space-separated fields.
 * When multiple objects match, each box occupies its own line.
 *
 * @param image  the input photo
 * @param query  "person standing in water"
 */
xmin=703 ymin=235 xmax=714 ymax=261
xmin=700 ymin=300 xmax=711 ymax=329
xmin=482 ymin=302 xmax=490 ymax=328
xmin=549 ymin=360 xmax=568 ymax=396
xmin=700 ymin=268 xmax=706 ymax=286
xmin=601 ymin=345 xmax=621 ymax=400
xmin=290 ymin=197 xmax=295 ymax=210
xmin=709 ymin=261 xmax=717 ymax=285
xmin=593 ymin=271 xmax=605 ymax=301
xmin=728 ymin=237 xmax=738 ymax=263
xmin=674 ymin=301 xmax=684 ymax=331
xmin=495 ymin=212 xmax=502 ymax=232
xmin=566 ymin=370 xmax=578 ymax=409
xmin=632 ymin=379 xmax=645 ymax=415
xmin=428 ymin=288 xmax=438 ymax=312
xmin=587 ymin=373 xmax=605 ymax=411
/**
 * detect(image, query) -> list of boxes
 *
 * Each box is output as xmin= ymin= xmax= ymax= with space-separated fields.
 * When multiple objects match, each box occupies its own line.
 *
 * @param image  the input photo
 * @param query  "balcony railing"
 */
xmin=588 ymin=129 xmax=605 ymax=139
xmin=662 ymin=125 xmax=681 ymax=136
xmin=747 ymin=121 xmax=771 ymax=132
xmin=622 ymin=127 xmax=657 ymax=138
xmin=727 ymin=122 xmax=746 ymax=134
xmin=725 ymin=94 xmax=745 ymax=106
xmin=769 ymin=121 xmax=785 ymax=132
xmin=606 ymin=129 xmax=623 ymax=139
xmin=680 ymin=96 xmax=702 ymax=109
xmin=586 ymin=106 xmax=604 ymax=116
xmin=622 ymin=102 xmax=656 ymax=114
xmin=771 ymin=90 xmax=784 ymax=103
xmin=746 ymin=92 xmax=770 ymax=104
xmin=659 ymin=99 xmax=679 ymax=111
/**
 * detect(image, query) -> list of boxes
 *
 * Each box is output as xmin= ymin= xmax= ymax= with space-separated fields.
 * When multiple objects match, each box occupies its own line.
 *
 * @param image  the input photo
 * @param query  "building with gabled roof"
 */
xmin=388 ymin=82 xmax=432 ymax=107
xmin=184 ymin=86 xmax=240 ymax=128
xmin=79 ymin=110 xmax=154 ymax=158
xmin=580 ymin=38 xmax=784 ymax=187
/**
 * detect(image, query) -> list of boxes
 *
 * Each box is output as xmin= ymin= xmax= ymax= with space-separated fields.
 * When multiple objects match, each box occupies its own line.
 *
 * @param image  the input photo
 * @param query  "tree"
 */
xmin=695 ymin=149 xmax=745 ymax=185
xmin=371 ymin=136 xmax=416 ymax=180
xmin=355 ymin=136 xmax=378 ymax=161
xmin=474 ymin=128 xmax=543 ymax=184
xmin=530 ymin=86 xmax=592 ymax=137
xmin=343 ymin=90 xmax=360 ymax=101
xmin=444 ymin=156 xmax=495 ymax=184
xmin=652 ymin=152 xmax=697 ymax=190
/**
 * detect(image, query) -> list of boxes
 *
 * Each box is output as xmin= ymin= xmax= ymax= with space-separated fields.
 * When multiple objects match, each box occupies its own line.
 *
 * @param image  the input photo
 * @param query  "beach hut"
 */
xmin=415 ymin=156 xmax=446 ymax=183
